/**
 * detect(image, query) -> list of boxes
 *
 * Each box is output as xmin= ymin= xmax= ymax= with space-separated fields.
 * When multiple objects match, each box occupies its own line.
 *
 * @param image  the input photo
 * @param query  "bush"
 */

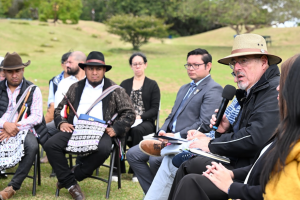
xmin=106 ymin=15 xmax=172 ymax=50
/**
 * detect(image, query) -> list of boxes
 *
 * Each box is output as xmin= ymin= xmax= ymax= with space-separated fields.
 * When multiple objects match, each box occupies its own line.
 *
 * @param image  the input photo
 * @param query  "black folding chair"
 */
xmin=55 ymin=139 xmax=121 ymax=199
xmin=3 ymin=146 xmax=41 ymax=196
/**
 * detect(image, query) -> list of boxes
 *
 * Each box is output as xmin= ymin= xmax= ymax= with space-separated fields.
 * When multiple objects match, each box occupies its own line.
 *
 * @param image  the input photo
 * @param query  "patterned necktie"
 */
xmin=169 ymin=82 xmax=197 ymax=131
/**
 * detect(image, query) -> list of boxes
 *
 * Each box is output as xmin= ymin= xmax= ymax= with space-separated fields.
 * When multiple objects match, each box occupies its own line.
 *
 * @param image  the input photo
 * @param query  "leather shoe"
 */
xmin=0 ymin=186 xmax=16 ymax=200
xmin=139 ymin=139 xmax=167 ymax=157
xmin=68 ymin=184 xmax=85 ymax=200
xmin=172 ymin=151 xmax=195 ymax=168
xmin=40 ymin=155 xmax=49 ymax=163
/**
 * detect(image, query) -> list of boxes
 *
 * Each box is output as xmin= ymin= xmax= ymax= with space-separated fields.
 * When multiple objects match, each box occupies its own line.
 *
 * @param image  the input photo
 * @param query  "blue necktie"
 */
xmin=169 ymin=83 xmax=197 ymax=131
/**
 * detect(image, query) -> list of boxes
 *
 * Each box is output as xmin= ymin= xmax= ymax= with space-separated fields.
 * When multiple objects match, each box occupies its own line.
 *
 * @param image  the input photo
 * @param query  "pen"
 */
xmin=193 ymin=123 xmax=203 ymax=136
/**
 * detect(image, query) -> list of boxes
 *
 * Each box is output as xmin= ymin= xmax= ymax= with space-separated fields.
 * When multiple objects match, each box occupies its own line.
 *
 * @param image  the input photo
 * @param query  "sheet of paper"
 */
xmin=131 ymin=119 xmax=143 ymax=128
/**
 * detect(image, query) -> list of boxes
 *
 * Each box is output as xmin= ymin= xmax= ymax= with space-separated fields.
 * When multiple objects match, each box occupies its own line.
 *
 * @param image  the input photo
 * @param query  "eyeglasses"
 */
xmin=132 ymin=62 xmax=145 ymax=67
xmin=184 ymin=63 xmax=206 ymax=70
xmin=228 ymin=57 xmax=261 ymax=69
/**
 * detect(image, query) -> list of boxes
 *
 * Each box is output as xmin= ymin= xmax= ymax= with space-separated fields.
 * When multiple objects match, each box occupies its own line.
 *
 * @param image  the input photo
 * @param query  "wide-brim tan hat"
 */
xmin=2 ymin=52 xmax=30 ymax=70
xmin=218 ymin=34 xmax=282 ymax=66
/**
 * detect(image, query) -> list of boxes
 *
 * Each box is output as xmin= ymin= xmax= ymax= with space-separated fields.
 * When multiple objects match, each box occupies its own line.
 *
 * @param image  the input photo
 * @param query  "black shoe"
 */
xmin=172 ymin=151 xmax=195 ymax=168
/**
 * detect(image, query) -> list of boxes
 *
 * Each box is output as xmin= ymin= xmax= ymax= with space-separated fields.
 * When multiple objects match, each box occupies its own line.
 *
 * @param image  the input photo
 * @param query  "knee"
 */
xmin=181 ymin=174 xmax=196 ymax=184
xmin=149 ymin=156 xmax=162 ymax=168
xmin=26 ymin=139 xmax=38 ymax=154
xmin=126 ymin=147 xmax=134 ymax=163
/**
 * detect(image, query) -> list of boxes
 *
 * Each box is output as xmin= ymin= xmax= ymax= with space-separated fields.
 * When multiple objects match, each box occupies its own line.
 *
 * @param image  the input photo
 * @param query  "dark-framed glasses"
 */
xmin=184 ymin=63 xmax=205 ymax=70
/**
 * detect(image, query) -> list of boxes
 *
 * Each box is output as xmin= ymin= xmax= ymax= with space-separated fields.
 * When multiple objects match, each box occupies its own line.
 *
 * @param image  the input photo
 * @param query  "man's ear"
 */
xmin=261 ymin=55 xmax=269 ymax=70
xmin=205 ymin=62 xmax=212 ymax=72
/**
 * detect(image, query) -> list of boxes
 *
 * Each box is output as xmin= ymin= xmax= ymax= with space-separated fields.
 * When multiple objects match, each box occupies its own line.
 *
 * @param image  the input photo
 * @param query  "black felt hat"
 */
xmin=79 ymin=51 xmax=112 ymax=72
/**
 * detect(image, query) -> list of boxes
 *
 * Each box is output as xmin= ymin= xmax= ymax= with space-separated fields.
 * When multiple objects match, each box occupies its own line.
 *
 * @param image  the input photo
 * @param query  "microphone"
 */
xmin=212 ymin=85 xmax=236 ymax=131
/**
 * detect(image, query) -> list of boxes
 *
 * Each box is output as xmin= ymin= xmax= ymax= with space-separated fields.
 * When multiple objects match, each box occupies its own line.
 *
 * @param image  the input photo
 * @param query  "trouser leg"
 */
xmin=44 ymin=131 xmax=76 ymax=189
xmin=168 ymin=156 xmax=234 ymax=200
xmin=124 ymin=121 xmax=155 ymax=174
xmin=145 ymin=155 xmax=177 ymax=200
xmin=74 ymin=133 xmax=112 ymax=181
xmin=8 ymin=132 xmax=38 ymax=190
xmin=46 ymin=120 xmax=60 ymax=136
xmin=129 ymin=121 xmax=155 ymax=147
xmin=171 ymin=174 xmax=228 ymax=200
xmin=126 ymin=144 xmax=163 ymax=194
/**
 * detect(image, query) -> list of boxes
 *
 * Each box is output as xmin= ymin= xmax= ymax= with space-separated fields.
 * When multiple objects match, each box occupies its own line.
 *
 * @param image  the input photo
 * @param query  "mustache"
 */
xmin=236 ymin=71 xmax=246 ymax=77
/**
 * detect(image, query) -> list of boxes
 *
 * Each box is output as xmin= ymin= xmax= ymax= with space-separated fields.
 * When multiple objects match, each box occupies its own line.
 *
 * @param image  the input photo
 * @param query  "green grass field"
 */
xmin=0 ymin=19 xmax=299 ymax=199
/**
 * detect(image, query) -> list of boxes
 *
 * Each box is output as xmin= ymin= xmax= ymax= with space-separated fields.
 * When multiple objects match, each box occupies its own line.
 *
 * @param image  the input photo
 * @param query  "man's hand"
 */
xmin=0 ymin=129 xmax=11 ymax=142
xmin=3 ymin=122 xmax=21 ymax=136
xmin=187 ymin=130 xmax=207 ymax=140
xmin=136 ymin=115 xmax=141 ymax=119
xmin=202 ymin=162 xmax=233 ymax=194
xmin=209 ymin=109 xmax=230 ymax=133
xmin=106 ymin=127 xmax=116 ymax=137
xmin=59 ymin=123 xmax=74 ymax=133
xmin=189 ymin=137 xmax=211 ymax=152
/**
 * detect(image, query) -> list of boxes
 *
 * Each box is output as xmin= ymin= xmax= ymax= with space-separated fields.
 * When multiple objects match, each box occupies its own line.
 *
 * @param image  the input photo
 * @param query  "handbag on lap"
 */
xmin=65 ymin=85 xmax=121 ymax=156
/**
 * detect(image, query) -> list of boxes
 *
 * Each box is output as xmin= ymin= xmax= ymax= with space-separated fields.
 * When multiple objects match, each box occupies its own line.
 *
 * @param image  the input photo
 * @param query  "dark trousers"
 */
xmin=170 ymin=174 xmax=228 ymax=200
xmin=117 ymin=121 xmax=155 ymax=174
xmin=168 ymin=156 xmax=234 ymax=200
xmin=126 ymin=121 xmax=155 ymax=148
xmin=8 ymin=132 xmax=38 ymax=190
xmin=44 ymin=131 xmax=112 ymax=189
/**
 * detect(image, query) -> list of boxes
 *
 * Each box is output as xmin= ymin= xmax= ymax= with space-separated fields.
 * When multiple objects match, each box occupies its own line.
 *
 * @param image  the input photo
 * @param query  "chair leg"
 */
xmin=116 ymin=146 xmax=121 ymax=189
xmin=55 ymin=188 xmax=60 ymax=197
xmin=38 ymin=146 xmax=41 ymax=186
xmin=96 ymin=167 xmax=99 ymax=176
xmin=106 ymin=146 xmax=116 ymax=199
xmin=49 ymin=168 xmax=56 ymax=178
xmin=32 ymin=153 xmax=37 ymax=196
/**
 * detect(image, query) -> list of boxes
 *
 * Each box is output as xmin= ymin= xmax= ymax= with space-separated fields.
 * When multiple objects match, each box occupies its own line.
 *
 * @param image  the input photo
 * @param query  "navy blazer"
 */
xmin=161 ymin=75 xmax=223 ymax=138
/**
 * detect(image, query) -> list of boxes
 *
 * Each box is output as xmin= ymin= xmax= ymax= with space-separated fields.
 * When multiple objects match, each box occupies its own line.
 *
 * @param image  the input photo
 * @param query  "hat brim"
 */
xmin=2 ymin=60 xmax=30 ymax=70
xmin=218 ymin=52 xmax=282 ymax=66
xmin=79 ymin=62 xmax=112 ymax=72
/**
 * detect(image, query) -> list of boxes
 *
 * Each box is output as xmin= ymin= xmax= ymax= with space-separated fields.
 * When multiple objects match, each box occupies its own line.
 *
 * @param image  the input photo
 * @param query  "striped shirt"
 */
xmin=0 ymin=81 xmax=43 ymax=132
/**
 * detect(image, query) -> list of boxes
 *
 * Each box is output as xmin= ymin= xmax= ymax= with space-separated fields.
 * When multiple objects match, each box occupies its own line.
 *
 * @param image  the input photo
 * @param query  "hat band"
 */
xmin=231 ymin=48 xmax=268 ymax=55
xmin=86 ymin=59 xmax=105 ymax=64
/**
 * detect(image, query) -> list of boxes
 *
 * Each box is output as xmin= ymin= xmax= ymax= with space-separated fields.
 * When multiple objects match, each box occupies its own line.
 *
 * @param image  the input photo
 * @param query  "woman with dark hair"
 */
xmin=113 ymin=52 xmax=160 ymax=182
xmin=168 ymin=54 xmax=300 ymax=200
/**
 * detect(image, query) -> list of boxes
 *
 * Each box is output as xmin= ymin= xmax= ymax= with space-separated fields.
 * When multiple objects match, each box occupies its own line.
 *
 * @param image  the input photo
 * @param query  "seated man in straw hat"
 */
xmin=0 ymin=52 xmax=47 ymax=200
xmin=167 ymin=34 xmax=282 ymax=200
xmin=44 ymin=51 xmax=135 ymax=200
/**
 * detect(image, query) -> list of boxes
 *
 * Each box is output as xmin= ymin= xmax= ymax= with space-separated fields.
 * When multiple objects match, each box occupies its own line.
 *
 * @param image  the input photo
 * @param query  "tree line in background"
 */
xmin=0 ymin=0 xmax=299 ymax=49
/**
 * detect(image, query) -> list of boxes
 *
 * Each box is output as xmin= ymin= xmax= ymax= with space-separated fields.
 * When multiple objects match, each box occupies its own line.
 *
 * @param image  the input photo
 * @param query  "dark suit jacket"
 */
xmin=160 ymin=75 xmax=223 ymax=138
xmin=120 ymin=76 xmax=160 ymax=124
xmin=54 ymin=77 xmax=136 ymax=143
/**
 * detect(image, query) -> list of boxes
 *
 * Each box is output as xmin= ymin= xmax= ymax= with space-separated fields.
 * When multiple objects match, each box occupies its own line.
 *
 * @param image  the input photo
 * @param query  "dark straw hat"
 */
xmin=79 ymin=51 xmax=112 ymax=72
xmin=2 ymin=52 xmax=31 ymax=70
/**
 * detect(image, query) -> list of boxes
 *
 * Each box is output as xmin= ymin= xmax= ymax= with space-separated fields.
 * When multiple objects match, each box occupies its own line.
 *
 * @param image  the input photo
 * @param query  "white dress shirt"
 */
xmin=73 ymin=79 xmax=104 ymax=126
xmin=54 ymin=76 xmax=79 ymax=108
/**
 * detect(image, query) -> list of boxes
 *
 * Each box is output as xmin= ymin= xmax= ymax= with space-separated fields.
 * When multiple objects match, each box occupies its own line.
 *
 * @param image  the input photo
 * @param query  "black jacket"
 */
xmin=209 ymin=64 xmax=280 ymax=168
xmin=0 ymin=78 xmax=49 ymax=146
xmin=229 ymin=140 xmax=275 ymax=200
xmin=54 ymin=77 xmax=135 ymax=145
xmin=120 ymin=76 xmax=160 ymax=124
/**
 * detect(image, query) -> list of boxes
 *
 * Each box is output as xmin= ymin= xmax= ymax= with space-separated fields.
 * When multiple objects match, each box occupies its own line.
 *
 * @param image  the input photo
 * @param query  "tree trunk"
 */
xmin=230 ymin=24 xmax=243 ymax=35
